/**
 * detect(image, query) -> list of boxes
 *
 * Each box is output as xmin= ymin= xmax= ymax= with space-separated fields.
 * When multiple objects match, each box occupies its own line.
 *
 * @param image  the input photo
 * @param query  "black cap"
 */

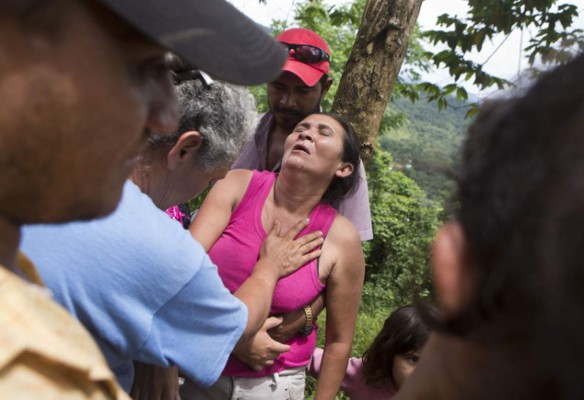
xmin=97 ymin=0 xmax=286 ymax=85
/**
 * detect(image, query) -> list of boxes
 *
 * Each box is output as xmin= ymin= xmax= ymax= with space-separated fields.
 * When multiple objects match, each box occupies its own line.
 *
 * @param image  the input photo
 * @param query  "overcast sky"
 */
xmin=228 ymin=0 xmax=584 ymax=97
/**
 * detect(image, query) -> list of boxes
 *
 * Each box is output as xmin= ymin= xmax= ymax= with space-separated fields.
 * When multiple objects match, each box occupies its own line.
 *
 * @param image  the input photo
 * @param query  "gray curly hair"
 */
xmin=148 ymin=76 xmax=256 ymax=170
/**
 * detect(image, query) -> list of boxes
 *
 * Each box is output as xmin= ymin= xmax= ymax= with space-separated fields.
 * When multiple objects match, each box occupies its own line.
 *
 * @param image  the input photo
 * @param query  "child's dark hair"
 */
xmin=361 ymin=305 xmax=433 ymax=388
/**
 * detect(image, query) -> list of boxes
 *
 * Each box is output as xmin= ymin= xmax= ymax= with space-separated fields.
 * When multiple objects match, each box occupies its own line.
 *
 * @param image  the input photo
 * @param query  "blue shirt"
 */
xmin=21 ymin=181 xmax=247 ymax=392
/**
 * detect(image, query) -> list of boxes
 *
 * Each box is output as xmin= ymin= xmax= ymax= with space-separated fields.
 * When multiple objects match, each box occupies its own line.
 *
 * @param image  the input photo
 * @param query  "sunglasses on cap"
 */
xmin=282 ymin=43 xmax=330 ymax=64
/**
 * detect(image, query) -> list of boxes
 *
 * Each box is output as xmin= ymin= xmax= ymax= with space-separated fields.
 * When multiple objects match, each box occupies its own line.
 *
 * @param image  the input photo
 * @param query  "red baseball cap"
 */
xmin=276 ymin=28 xmax=330 ymax=87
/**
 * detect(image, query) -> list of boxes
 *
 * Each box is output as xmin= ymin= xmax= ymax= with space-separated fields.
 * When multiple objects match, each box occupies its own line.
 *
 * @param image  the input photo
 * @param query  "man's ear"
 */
xmin=432 ymin=222 xmax=475 ymax=317
xmin=334 ymin=162 xmax=354 ymax=179
xmin=321 ymin=77 xmax=333 ymax=97
xmin=167 ymin=131 xmax=203 ymax=170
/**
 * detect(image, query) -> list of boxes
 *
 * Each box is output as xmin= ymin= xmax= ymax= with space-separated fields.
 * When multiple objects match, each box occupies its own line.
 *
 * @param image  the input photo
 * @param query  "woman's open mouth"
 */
xmin=292 ymin=143 xmax=310 ymax=154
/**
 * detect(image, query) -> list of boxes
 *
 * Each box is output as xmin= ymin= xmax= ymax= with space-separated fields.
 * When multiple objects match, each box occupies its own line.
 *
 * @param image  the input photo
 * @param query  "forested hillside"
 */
xmin=324 ymin=96 xmax=471 ymax=367
xmin=378 ymin=94 xmax=472 ymax=204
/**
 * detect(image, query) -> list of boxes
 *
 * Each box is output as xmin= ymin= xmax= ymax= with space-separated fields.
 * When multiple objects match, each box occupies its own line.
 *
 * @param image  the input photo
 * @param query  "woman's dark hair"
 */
xmin=318 ymin=112 xmax=361 ymax=207
xmin=361 ymin=305 xmax=432 ymax=388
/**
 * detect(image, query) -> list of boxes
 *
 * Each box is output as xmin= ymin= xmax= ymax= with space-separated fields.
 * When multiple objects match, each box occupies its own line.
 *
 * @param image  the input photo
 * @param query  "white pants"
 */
xmin=180 ymin=367 xmax=306 ymax=400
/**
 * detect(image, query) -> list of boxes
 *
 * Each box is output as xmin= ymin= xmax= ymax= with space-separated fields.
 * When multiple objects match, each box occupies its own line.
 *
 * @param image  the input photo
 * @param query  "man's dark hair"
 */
xmin=319 ymin=112 xmax=361 ymax=207
xmin=435 ymin=53 xmax=584 ymax=396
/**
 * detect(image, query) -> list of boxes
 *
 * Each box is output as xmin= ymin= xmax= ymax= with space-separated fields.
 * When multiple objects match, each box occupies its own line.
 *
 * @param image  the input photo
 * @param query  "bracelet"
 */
xmin=299 ymin=305 xmax=314 ymax=336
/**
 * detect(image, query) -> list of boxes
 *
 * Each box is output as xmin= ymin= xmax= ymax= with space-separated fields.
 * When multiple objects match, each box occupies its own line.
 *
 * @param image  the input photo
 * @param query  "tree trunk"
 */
xmin=331 ymin=0 xmax=422 ymax=164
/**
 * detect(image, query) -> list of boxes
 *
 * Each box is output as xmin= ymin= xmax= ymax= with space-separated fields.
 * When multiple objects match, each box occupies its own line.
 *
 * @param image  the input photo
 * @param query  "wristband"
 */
xmin=299 ymin=305 xmax=314 ymax=336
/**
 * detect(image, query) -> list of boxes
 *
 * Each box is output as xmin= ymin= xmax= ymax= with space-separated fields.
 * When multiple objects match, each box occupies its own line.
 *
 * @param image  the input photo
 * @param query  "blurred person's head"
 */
xmin=401 ymin=53 xmax=584 ymax=400
xmin=0 ymin=0 xmax=284 ymax=226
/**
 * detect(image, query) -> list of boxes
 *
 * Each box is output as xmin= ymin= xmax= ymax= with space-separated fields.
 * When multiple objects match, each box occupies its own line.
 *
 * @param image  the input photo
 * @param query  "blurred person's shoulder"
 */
xmin=0 ymin=253 xmax=129 ymax=399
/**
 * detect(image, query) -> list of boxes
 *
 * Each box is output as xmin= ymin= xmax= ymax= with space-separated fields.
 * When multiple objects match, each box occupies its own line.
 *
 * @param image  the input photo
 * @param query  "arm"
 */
xmin=231 ymin=316 xmax=291 ymax=371
xmin=233 ymin=286 xmax=325 ymax=370
xmin=307 ymin=347 xmax=325 ymax=378
xmin=231 ymin=218 xmax=323 ymax=343
xmin=189 ymin=169 xmax=251 ymax=252
xmin=190 ymin=170 xmax=324 ymax=343
xmin=268 ymin=292 xmax=326 ymax=343
xmin=315 ymin=217 xmax=365 ymax=400
xmin=234 ymin=292 xmax=326 ymax=370
xmin=130 ymin=362 xmax=179 ymax=400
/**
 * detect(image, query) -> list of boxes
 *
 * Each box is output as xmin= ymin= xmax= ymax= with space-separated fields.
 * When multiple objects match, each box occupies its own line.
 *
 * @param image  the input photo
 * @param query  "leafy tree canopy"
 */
xmin=423 ymin=0 xmax=583 ymax=115
xmin=251 ymin=0 xmax=432 ymax=114
xmin=363 ymin=149 xmax=441 ymax=310
xmin=259 ymin=0 xmax=582 ymax=117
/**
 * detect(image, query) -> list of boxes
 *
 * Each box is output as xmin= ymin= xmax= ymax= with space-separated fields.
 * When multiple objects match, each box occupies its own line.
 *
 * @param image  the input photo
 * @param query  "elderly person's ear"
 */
xmin=167 ymin=131 xmax=203 ymax=170
xmin=432 ymin=222 xmax=475 ymax=317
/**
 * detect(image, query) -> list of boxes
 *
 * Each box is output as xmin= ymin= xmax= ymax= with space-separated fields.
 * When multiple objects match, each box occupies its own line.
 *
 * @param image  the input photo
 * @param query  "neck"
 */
xmin=0 ymin=214 xmax=21 ymax=271
xmin=396 ymin=332 xmax=545 ymax=400
xmin=271 ymin=120 xmax=293 ymax=137
xmin=273 ymin=168 xmax=327 ymax=217
xmin=130 ymin=157 xmax=168 ymax=210
xmin=266 ymin=115 xmax=300 ymax=171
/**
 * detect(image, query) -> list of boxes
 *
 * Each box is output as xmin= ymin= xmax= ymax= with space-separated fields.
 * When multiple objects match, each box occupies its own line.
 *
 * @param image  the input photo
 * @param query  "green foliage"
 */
xmin=267 ymin=0 xmax=433 ymax=114
xmin=378 ymin=93 xmax=467 ymax=204
xmin=249 ymin=85 xmax=268 ymax=114
xmin=363 ymin=150 xmax=441 ymax=308
xmin=422 ymin=0 xmax=583 ymax=113
xmin=305 ymin=149 xmax=441 ymax=399
xmin=187 ymin=185 xmax=211 ymax=212
xmin=399 ymin=25 xmax=434 ymax=83
xmin=260 ymin=0 xmax=583 ymax=118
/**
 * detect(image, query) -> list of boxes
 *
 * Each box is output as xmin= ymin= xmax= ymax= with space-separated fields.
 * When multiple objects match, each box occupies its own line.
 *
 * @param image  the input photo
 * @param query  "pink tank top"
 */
xmin=208 ymin=171 xmax=336 ymax=377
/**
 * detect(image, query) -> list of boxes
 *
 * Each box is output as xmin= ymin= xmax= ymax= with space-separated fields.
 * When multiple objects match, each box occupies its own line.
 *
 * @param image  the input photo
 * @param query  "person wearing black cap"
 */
xmin=0 ymin=0 xmax=285 ymax=397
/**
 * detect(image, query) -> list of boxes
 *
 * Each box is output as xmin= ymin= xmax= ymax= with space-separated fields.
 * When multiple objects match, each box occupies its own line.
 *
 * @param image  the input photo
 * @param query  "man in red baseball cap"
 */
xmin=276 ymin=27 xmax=331 ymax=87
xmin=233 ymin=27 xmax=373 ymax=242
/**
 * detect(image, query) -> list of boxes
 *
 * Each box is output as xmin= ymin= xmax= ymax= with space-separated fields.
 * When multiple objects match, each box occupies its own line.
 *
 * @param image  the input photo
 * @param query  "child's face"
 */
xmin=393 ymin=350 xmax=421 ymax=389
